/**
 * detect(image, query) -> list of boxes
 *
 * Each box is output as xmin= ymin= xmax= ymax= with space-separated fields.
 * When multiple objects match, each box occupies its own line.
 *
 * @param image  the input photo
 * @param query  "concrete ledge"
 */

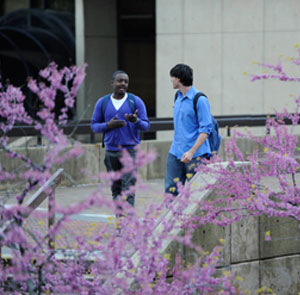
xmin=0 ymin=141 xmax=172 ymax=189
xmin=0 ymin=136 xmax=259 ymax=189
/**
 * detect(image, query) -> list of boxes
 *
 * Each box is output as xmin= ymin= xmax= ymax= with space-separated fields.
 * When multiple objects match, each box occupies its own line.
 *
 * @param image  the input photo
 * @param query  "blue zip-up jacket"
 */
xmin=91 ymin=93 xmax=150 ymax=151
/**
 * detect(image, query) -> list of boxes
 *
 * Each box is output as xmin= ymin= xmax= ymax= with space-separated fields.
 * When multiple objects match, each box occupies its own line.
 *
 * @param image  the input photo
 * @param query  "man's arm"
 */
xmin=181 ymin=132 xmax=208 ymax=163
xmin=91 ymin=99 xmax=107 ymax=133
xmin=130 ymin=96 xmax=150 ymax=131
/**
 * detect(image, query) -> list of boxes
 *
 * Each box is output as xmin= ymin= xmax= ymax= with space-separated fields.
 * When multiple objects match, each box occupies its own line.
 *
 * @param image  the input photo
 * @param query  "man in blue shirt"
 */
xmin=165 ymin=64 xmax=212 ymax=196
xmin=91 ymin=70 xmax=150 ymax=210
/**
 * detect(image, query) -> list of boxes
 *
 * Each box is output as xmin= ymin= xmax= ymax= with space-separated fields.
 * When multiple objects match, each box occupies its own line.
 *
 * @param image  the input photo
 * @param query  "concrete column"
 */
xmin=75 ymin=0 xmax=118 ymax=121
xmin=75 ymin=0 xmax=86 ymax=121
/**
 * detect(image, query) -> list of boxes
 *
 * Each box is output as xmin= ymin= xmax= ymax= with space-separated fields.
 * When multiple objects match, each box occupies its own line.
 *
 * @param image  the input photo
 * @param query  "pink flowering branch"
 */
xmin=3 ymin=48 xmax=300 ymax=294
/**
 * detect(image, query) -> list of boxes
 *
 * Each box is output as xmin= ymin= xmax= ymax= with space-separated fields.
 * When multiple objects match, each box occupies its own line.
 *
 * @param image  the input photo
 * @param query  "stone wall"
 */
xmin=0 ymin=135 xmax=272 ymax=189
xmin=162 ymin=167 xmax=300 ymax=294
xmin=0 ymin=140 xmax=172 ymax=189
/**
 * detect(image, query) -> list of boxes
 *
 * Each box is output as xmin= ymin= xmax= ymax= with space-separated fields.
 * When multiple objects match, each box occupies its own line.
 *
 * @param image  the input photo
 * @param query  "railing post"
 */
xmin=227 ymin=126 xmax=231 ymax=137
xmin=90 ymin=132 xmax=95 ymax=144
xmin=48 ymin=190 xmax=56 ymax=250
xmin=37 ymin=135 xmax=42 ymax=145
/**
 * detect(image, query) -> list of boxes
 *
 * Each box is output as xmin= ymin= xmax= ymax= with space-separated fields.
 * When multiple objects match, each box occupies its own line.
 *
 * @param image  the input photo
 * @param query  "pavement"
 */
xmin=1 ymin=178 xmax=166 ymax=254
xmin=53 ymin=178 xmax=165 ymax=216
xmin=2 ymin=171 xmax=300 ymax=255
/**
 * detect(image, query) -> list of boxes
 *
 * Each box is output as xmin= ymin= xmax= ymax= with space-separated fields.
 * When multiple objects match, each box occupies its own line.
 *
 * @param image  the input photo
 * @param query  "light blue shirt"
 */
xmin=169 ymin=86 xmax=212 ymax=159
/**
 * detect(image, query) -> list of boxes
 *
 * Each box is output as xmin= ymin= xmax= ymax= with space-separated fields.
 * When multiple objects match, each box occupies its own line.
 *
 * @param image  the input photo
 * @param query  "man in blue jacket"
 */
xmin=165 ymin=64 xmax=213 ymax=196
xmin=91 ymin=70 xmax=150 ymax=209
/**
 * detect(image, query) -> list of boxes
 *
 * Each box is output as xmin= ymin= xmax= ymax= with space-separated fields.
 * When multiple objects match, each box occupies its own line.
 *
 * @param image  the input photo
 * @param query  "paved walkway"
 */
xmin=2 ymin=179 xmax=165 ymax=254
xmin=54 ymin=178 xmax=165 ymax=216
xmin=3 ymin=172 xmax=299 ymax=255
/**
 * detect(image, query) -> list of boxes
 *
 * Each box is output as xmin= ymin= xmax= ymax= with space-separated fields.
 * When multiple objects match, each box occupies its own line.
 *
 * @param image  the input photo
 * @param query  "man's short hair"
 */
xmin=112 ymin=70 xmax=128 ymax=81
xmin=169 ymin=64 xmax=193 ymax=86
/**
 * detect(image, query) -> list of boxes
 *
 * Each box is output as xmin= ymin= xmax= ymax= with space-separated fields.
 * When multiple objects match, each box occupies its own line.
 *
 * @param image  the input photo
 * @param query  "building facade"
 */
xmin=1 ymin=1 xmax=300 ymax=134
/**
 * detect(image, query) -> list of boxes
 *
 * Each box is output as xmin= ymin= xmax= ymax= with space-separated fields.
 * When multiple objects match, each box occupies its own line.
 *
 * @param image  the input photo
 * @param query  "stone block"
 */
xmin=143 ymin=140 xmax=170 ymax=179
xmin=184 ymin=33 xmax=222 ymax=115
xmin=0 ymin=147 xmax=45 ymax=191
xmin=156 ymin=34 xmax=183 ymax=119
xmin=52 ymin=144 xmax=101 ymax=186
xmin=259 ymin=215 xmax=300 ymax=259
xmin=98 ymin=144 xmax=106 ymax=173
xmin=183 ymin=0 xmax=222 ymax=33
xmin=233 ymin=137 xmax=262 ymax=160
xmin=185 ymin=221 xmax=230 ymax=267
xmin=265 ymin=0 xmax=300 ymax=31
xmin=223 ymin=0 xmax=263 ymax=32
xmin=223 ymin=33 xmax=263 ymax=115
xmin=260 ymin=255 xmax=300 ymax=295
xmin=231 ymin=214 xmax=259 ymax=263
xmin=156 ymin=0 xmax=183 ymax=34
xmin=230 ymin=261 xmax=260 ymax=294
xmin=263 ymin=31 xmax=300 ymax=114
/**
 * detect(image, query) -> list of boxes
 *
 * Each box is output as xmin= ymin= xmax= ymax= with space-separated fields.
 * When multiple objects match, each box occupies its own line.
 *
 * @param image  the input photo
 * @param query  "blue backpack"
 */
xmin=174 ymin=91 xmax=221 ymax=156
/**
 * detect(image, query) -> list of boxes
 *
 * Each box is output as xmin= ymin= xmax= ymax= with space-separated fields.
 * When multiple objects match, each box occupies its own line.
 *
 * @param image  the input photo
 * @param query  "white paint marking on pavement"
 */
xmin=4 ymin=205 xmax=115 ymax=222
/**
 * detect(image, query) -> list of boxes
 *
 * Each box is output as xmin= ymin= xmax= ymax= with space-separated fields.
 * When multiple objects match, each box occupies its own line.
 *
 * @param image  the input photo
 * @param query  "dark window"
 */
xmin=0 ymin=0 xmax=75 ymax=118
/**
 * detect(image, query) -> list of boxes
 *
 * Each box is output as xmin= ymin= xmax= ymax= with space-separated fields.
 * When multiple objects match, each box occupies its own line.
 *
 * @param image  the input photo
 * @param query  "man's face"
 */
xmin=170 ymin=76 xmax=180 ymax=89
xmin=112 ymin=73 xmax=129 ymax=96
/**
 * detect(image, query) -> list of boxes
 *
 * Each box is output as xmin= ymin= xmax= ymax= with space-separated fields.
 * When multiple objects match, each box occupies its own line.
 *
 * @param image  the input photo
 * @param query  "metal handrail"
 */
xmin=5 ymin=114 xmax=293 ymax=141
xmin=0 ymin=168 xmax=64 ymax=259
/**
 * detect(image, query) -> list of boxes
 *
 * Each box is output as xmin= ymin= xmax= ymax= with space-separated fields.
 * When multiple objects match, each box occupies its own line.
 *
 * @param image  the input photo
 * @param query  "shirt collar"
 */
xmin=179 ymin=86 xmax=197 ymax=100
xmin=111 ymin=92 xmax=128 ymax=101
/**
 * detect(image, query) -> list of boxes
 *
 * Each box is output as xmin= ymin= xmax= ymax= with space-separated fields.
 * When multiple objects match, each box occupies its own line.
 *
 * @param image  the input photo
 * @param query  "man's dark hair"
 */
xmin=112 ymin=70 xmax=128 ymax=81
xmin=169 ymin=64 xmax=193 ymax=86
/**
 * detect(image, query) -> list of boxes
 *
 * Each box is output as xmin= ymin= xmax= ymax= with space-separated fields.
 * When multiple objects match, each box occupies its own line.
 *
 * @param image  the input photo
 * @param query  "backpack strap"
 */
xmin=99 ymin=94 xmax=110 ymax=148
xmin=100 ymin=94 xmax=111 ymax=122
xmin=101 ymin=93 xmax=136 ymax=119
xmin=127 ymin=92 xmax=137 ymax=113
xmin=193 ymin=92 xmax=207 ymax=119
xmin=174 ymin=91 xmax=207 ymax=117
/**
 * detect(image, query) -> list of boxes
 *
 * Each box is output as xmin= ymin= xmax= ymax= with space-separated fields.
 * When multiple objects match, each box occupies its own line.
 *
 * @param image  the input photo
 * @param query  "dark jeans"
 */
xmin=164 ymin=153 xmax=203 ymax=196
xmin=104 ymin=149 xmax=136 ymax=207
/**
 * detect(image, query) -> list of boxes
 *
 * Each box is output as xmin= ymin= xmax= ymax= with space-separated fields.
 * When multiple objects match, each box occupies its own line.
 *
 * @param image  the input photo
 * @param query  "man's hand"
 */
xmin=181 ymin=150 xmax=194 ymax=163
xmin=107 ymin=115 xmax=127 ymax=129
xmin=125 ymin=109 xmax=138 ymax=123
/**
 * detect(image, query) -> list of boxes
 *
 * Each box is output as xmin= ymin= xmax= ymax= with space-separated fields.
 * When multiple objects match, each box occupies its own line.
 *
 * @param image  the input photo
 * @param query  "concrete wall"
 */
xmin=156 ymin=0 xmax=300 ymax=123
xmin=161 ymin=170 xmax=300 ymax=294
xmin=0 ymin=134 xmax=268 ymax=189
xmin=0 ymin=132 xmax=287 ymax=190
xmin=0 ymin=140 xmax=172 ymax=190
xmin=183 ymin=205 xmax=300 ymax=294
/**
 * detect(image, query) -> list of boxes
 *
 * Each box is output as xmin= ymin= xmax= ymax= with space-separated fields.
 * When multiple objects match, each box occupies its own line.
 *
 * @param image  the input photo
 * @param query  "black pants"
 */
xmin=104 ymin=149 xmax=136 ymax=207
